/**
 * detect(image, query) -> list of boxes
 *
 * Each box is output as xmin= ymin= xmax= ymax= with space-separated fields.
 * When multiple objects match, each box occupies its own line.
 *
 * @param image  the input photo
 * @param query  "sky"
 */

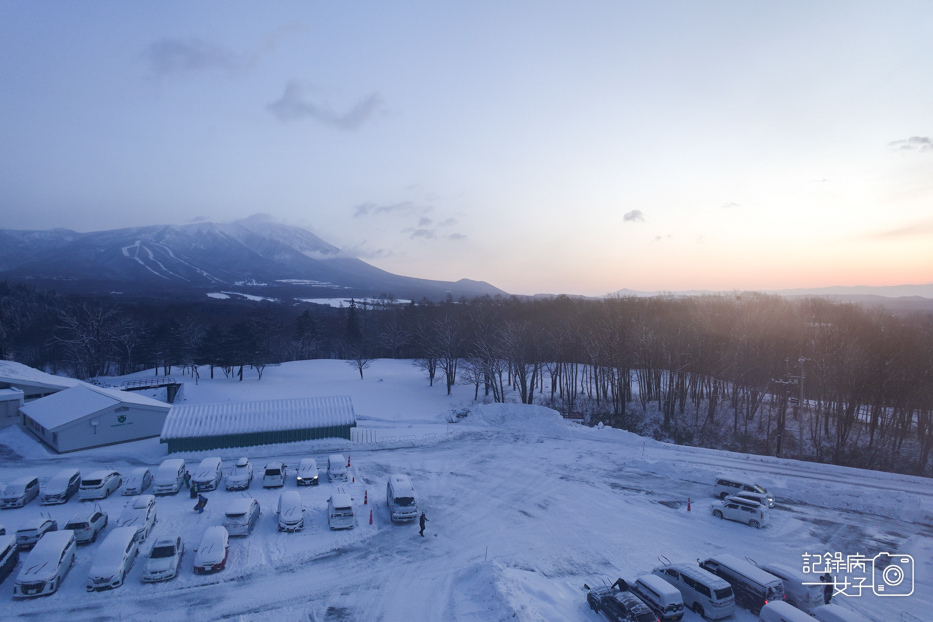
xmin=1 ymin=2 xmax=932 ymax=297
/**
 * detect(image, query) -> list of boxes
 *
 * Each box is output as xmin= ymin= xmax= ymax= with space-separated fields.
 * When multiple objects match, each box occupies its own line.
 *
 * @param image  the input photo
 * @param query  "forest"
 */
xmin=2 ymin=280 xmax=931 ymax=477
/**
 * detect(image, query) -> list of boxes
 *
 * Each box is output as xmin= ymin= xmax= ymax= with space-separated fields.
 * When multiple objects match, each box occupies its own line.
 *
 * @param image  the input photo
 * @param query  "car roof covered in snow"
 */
xmin=226 ymin=498 xmax=257 ymax=515
xmin=17 ymin=531 xmax=75 ymax=581
xmin=90 ymin=527 xmax=137 ymax=575
xmin=330 ymin=493 xmax=352 ymax=508
xmin=195 ymin=526 xmax=228 ymax=564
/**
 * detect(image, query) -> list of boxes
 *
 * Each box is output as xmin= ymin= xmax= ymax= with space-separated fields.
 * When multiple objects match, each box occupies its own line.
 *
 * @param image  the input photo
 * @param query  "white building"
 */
xmin=0 ymin=387 xmax=24 ymax=429
xmin=0 ymin=360 xmax=79 ymax=401
xmin=19 ymin=384 xmax=172 ymax=453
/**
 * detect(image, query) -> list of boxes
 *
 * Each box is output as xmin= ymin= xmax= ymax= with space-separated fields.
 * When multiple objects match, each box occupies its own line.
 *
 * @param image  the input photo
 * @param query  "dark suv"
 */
xmin=587 ymin=585 xmax=658 ymax=622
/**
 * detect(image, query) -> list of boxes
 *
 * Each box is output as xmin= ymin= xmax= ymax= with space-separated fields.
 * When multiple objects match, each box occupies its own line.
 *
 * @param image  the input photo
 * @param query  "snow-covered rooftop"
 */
xmin=0 ymin=360 xmax=80 ymax=391
xmin=161 ymin=395 xmax=356 ymax=440
xmin=19 ymin=383 xmax=170 ymax=430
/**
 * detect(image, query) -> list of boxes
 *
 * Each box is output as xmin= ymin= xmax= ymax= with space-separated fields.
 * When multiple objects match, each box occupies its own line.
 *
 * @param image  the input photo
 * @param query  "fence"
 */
xmin=351 ymin=428 xmax=443 ymax=446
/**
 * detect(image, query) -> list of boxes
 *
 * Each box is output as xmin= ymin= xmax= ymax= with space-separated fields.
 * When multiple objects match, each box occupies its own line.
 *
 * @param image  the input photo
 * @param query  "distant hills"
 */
xmin=0 ymin=218 xmax=505 ymax=303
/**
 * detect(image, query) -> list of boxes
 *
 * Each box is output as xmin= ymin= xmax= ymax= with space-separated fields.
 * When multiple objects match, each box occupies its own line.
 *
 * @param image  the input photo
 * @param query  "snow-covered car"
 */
xmin=12 ymin=530 xmax=76 ymax=599
xmin=226 ymin=457 xmax=254 ymax=491
xmin=713 ymin=475 xmax=774 ymax=508
xmin=79 ymin=469 xmax=122 ymax=501
xmin=86 ymin=526 xmax=139 ymax=591
xmin=1 ymin=475 xmax=40 ymax=509
xmin=65 ymin=507 xmax=108 ymax=544
xmin=327 ymin=492 xmax=354 ymax=530
xmin=757 ymin=562 xmax=825 ymax=612
xmin=0 ymin=534 xmax=20 ymax=584
xmin=586 ymin=584 xmax=657 ymax=622
xmin=223 ymin=498 xmax=260 ymax=536
xmin=16 ymin=517 xmax=58 ymax=550
xmin=711 ymin=495 xmax=769 ymax=528
xmin=40 ymin=468 xmax=81 ymax=505
xmin=193 ymin=526 xmax=229 ymax=574
xmin=327 ymin=454 xmax=348 ymax=483
xmin=386 ymin=473 xmax=418 ymax=522
xmin=295 ymin=458 xmax=319 ymax=486
xmin=116 ymin=494 xmax=157 ymax=542
xmin=123 ymin=467 xmax=152 ymax=496
xmin=142 ymin=536 xmax=184 ymax=583
xmin=153 ymin=458 xmax=186 ymax=495
xmin=277 ymin=491 xmax=304 ymax=532
xmin=262 ymin=462 xmax=286 ymax=488
xmin=191 ymin=457 xmax=223 ymax=492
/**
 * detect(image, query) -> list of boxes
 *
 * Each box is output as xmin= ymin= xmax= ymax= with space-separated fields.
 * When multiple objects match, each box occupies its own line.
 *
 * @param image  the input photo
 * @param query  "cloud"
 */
xmin=889 ymin=136 xmax=933 ymax=152
xmin=448 ymin=233 xmax=467 ymax=240
xmin=353 ymin=201 xmax=424 ymax=218
xmin=142 ymin=37 xmax=242 ymax=77
xmin=867 ymin=220 xmax=933 ymax=239
xmin=623 ymin=210 xmax=645 ymax=222
xmin=721 ymin=202 xmax=740 ymax=209
xmin=268 ymin=81 xmax=383 ymax=130
xmin=418 ymin=217 xmax=433 ymax=227
xmin=653 ymin=234 xmax=672 ymax=242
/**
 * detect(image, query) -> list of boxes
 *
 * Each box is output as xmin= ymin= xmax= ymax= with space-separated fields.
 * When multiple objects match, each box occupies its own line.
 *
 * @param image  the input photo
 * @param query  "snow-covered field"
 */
xmin=0 ymin=360 xmax=929 ymax=622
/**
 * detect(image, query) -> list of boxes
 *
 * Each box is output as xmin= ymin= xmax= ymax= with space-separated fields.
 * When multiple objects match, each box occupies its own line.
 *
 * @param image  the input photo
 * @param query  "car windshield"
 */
xmin=226 ymin=512 xmax=246 ymax=519
xmin=66 ymin=522 xmax=88 ymax=530
xmin=752 ymin=484 xmax=766 ymax=494
xmin=266 ymin=469 xmax=281 ymax=476
xmin=714 ymin=587 xmax=733 ymax=599
xmin=394 ymin=496 xmax=415 ymax=507
xmin=82 ymin=479 xmax=102 ymax=487
xmin=151 ymin=545 xmax=176 ymax=558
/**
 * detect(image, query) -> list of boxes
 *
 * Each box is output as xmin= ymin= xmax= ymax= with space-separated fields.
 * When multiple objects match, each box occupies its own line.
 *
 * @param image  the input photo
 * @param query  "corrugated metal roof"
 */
xmin=161 ymin=396 xmax=356 ymax=440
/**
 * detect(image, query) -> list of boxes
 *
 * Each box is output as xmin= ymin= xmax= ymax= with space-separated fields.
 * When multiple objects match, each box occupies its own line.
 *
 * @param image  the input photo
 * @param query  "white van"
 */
xmin=86 ymin=526 xmax=139 ymax=591
xmin=40 ymin=468 xmax=81 ymax=505
xmin=153 ymin=458 xmax=186 ymax=495
xmin=0 ymin=533 xmax=19 ymax=583
xmin=712 ymin=495 xmax=769 ymax=528
xmin=758 ymin=562 xmax=824 ymax=612
xmin=192 ymin=457 xmax=223 ymax=492
xmin=631 ymin=574 xmax=686 ymax=622
xmin=116 ymin=494 xmax=157 ymax=542
xmin=386 ymin=474 xmax=418 ymax=522
xmin=277 ymin=491 xmax=305 ymax=532
xmin=653 ymin=563 xmax=735 ymax=620
xmin=13 ymin=530 xmax=76 ymax=599
xmin=699 ymin=554 xmax=785 ymax=615
xmin=811 ymin=604 xmax=873 ymax=622
xmin=79 ymin=469 xmax=122 ymax=500
xmin=1 ymin=475 xmax=40 ymax=508
xmin=263 ymin=462 xmax=287 ymax=488
xmin=759 ymin=600 xmax=817 ymax=622
xmin=328 ymin=454 xmax=348 ymax=483
xmin=714 ymin=475 xmax=775 ymax=508
xmin=328 ymin=491 xmax=354 ymax=530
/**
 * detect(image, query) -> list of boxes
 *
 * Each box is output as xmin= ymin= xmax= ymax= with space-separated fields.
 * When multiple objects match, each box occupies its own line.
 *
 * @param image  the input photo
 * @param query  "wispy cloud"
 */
xmin=889 ymin=136 xmax=933 ymax=152
xmin=353 ymin=201 xmax=424 ymax=218
xmin=721 ymin=202 xmax=740 ymax=209
xmin=623 ymin=210 xmax=645 ymax=222
xmin=142 ymin=24 xmax=307 ymax=79
xmin=866 ymin=220 xmax=933 ymax=239
xmin=268 ymin=81 xmax=383 ymax=130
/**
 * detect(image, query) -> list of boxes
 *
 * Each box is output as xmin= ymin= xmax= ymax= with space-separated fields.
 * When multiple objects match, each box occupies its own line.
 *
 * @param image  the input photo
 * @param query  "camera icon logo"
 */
xmin=872 ymin=553 xmax=914 ymax=597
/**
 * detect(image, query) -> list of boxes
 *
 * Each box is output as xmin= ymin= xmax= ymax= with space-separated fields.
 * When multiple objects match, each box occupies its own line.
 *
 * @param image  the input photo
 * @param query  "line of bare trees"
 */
xmin=2 ymin=280 xmax=931 ymax=475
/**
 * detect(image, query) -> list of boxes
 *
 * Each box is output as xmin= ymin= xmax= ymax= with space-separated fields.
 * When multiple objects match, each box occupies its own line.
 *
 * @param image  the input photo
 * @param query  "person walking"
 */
xmin=184 ymin=471 xmax=191 ymax=489
xmin=419 ymin=512 xmax=428 ymax=537
xmin=190 ymin=480 xmax=199 ymax=499
xmin=196 ymin=493 xmax=208 ymax=514
xmin=822 ymin=573 xmax=833 ymax=604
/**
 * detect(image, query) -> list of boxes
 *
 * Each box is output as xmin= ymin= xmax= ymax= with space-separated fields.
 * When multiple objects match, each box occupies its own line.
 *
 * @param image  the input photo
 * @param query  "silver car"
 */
xmin=142 ymin=536 xmax=184 ymax=582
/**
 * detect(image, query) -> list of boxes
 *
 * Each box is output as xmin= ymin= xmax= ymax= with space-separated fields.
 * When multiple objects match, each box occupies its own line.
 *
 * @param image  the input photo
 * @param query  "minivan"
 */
xmin=631 ymin=573 xmax=686 ymax=622
xmin=122 ymin=467 xmax=152 ymax=496
xmin=86 ymin=526 xmax=139 ymax=591
xmin=758 ymin=562 xmax=824 ymax=612
xmin=759 ymin=600 xmax=818 ymax=622
xmin=712 ymin=495 xmax=769 ymax=528
xmin=0 ymin=534 xmax=19 ymax=583
xmin=653 ymin=563 xmax=735 ymax=620
xmin=191 ymin=457 xmax=223 ymax=492
xmin=277 ymin=491 xmax=304 ymax=532
xmin=699 ymin=554 xmax=785 ymax=615
xmin=262 ymin=462 xmax=287 ymax=488
xmin=714 ymin=475 xmax=774 ymax=508
xmin=13 ymin=530 xmax=76 ymax=599
xmin=153 ymin=458 xmax=186 ymax=495
xmin=328 ymin=491 xmax=354 ymax=530
xmin=223 ymin=498 xmax=260 ymax=536
xmin=328 ymin=454 xmax=348 ymax=483
xmin=79 ymin=469 xmax=122 ymax=501
xmin=40 ymin=468 xmax=81 ymax=505
xmin=386 ymin=474 xmax=418 ymax=522
xmin=2 ymin=475 xmax=40 ymax=509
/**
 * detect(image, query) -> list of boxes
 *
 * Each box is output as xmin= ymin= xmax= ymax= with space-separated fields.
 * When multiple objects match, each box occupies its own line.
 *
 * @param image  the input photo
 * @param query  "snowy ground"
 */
xmin=0 ymin=359 xmax=929 ymax=622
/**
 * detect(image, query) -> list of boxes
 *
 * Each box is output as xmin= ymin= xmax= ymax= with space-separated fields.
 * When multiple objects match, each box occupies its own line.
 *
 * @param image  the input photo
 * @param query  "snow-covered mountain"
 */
xmin=0 ymin=218 xmax=505 ymax=301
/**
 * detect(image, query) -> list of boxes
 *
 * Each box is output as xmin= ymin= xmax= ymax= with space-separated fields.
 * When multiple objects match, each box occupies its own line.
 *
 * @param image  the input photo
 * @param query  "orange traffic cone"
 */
xmin=364 ymin=490 xmax=368 ymax=505
xmin=347 ymin=455 xmax=351 ymax=467
xmin=369 ymin=509 xmax=373 ymax=525
xmin=687 ymin=497 xmax=691 ymax=512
